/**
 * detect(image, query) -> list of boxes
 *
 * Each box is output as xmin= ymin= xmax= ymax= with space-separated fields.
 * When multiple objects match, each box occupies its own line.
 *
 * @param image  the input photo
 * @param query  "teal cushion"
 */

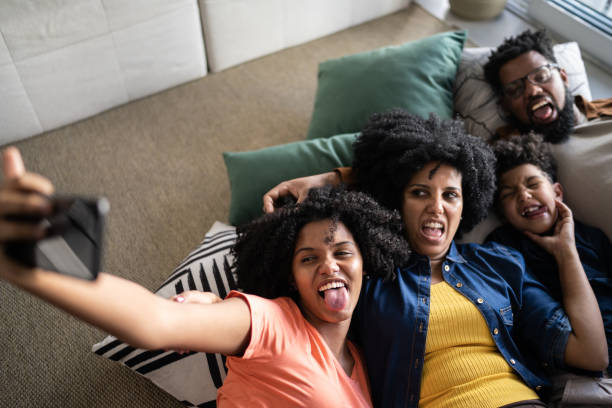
xmin=306 ymin=30 xmax=467 ymax=139
xmin=224 ymin=133 xmax=357 ymax=226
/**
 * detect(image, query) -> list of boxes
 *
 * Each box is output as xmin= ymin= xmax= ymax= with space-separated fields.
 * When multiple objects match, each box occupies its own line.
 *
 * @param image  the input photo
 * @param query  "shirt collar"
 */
xmin=406 ymin=241 xmax=466 ymax=266
xmin=445 ymin=241 xmax=466 ymax=263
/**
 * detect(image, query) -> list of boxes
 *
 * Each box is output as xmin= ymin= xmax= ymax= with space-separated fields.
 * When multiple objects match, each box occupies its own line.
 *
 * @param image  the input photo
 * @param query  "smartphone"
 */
xmin=4 ymin=195 xmax=110 ymax=280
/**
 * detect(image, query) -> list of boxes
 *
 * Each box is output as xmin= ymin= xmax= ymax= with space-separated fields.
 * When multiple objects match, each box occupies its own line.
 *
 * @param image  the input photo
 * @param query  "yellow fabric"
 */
xmin=420 ymin=282 xmax=538 ymax=408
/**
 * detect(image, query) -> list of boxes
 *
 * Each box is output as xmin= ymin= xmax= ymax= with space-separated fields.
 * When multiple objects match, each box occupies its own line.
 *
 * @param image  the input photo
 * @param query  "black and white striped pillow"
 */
xmin=92 ymin=221 xmax=237 ymax=408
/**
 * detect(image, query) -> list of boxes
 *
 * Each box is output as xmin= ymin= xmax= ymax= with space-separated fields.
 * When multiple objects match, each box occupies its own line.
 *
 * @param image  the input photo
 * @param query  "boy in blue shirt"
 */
xmin=486 ymin=132 xmax=612 ymax=405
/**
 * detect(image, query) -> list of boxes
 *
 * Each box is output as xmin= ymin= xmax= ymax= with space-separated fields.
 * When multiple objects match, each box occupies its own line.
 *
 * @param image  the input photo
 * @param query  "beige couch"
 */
xmin=0 ymin=0 xmax=410 ymax=144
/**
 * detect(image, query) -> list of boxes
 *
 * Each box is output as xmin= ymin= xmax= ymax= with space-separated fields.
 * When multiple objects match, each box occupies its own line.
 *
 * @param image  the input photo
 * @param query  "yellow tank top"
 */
xmin=420 ymin=281 xmax=539 ymax=408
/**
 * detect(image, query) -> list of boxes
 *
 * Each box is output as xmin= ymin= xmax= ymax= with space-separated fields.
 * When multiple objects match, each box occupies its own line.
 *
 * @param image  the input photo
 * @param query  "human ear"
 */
xmin=558 ymin=67 xmax=569 ymax=86
xmin=553 ymin=182 xmax=563 ymax=201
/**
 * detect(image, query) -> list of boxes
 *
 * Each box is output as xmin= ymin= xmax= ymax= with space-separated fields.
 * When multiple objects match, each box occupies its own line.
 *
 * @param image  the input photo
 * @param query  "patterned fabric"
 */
xmin=92 ymin=221 xmax=237 ymax=408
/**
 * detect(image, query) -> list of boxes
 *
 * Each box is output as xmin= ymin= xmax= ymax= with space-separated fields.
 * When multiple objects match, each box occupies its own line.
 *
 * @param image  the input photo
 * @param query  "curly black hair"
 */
xmin=352 ymin=110 xmax=496 ymax=237
xmin=484 ymin=29 xmax=556 ymax=97
xmin=232 ymin=186 xmax=410 ymax=299
xmin=492 ymin=132 xmax=557 ymax=203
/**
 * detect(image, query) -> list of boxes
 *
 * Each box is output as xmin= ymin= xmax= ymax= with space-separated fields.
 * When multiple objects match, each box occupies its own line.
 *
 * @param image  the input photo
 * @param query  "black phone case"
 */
xmin=4 ymin=196 xmax=109 ymax=280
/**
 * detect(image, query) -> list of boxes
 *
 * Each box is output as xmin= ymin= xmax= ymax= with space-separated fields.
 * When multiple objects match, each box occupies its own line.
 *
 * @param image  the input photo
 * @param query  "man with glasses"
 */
xmin=483 ymin=29 xmax=611 ymax=144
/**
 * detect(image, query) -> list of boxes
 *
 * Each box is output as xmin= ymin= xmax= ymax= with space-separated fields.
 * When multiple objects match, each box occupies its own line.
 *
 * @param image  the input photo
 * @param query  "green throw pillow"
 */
xmin=224 ymin=133 xmax=357 ymax=226
xmin=306 ymin=30 xmax=467 ymax=139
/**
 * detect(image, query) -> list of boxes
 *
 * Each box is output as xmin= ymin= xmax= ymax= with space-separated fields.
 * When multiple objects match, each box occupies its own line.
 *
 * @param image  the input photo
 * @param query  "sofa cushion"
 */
xmin=223 ymin=133 xmax=356 ymax=226
xmin=92 ymin=221 xmax=237 ymax=408
xmin=306 ymin=30 xmax=467 ymax=139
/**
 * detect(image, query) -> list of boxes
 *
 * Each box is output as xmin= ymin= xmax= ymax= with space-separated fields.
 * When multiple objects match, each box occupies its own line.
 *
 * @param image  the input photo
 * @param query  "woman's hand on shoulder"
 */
xmin=262 ymin=172 xmax=340 ymax=213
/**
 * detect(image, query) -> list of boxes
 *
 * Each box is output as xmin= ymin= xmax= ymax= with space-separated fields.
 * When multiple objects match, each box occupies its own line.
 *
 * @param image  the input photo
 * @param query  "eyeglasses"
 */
xmin=502 ymin=64 xmax=559 ymax=99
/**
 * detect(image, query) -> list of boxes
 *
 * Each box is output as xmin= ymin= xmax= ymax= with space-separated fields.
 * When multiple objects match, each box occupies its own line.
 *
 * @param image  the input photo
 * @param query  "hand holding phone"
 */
xmin=4 ymin=195 xmax=109 ymax=280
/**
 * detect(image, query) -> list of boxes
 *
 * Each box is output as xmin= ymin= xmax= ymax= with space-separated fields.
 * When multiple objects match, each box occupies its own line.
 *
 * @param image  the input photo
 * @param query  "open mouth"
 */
xmin=529 ymin=99 xmax=556 ymax=123
xmin=421 ymin=221 xmax=444 ymax=240
xmin=521 ymin=205 xmax=547 ymax=218
xmin=317 ymin=280 xmax=349 ymax=311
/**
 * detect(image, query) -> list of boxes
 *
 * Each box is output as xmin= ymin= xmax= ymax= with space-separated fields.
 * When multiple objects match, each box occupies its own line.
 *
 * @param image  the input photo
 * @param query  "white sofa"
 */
xmin=1 ymin=0 xmax=410 ymax=144
xmin=0 ymin=0 xmax=207 ymax=145
xmin=200 ymin=0 xmax=411 ymax=72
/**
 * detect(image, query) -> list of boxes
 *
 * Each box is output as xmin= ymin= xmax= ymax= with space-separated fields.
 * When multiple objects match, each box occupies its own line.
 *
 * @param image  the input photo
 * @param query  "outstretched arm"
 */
xmin=1 ymin=266 xmax=251 ymax=354
xmin=525 ymin=199 xmax=608 ymax=371
xmin=0 ymin=147 xmax=251 ymax=356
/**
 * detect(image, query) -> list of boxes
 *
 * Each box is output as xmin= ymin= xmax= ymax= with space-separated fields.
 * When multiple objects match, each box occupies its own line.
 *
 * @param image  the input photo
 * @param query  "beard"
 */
xmin=509 ymin=87 xmax=575 ymax=144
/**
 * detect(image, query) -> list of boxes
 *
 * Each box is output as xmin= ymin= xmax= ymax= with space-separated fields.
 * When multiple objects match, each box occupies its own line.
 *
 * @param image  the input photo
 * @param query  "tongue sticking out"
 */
xmin=533 ymin=104 xmax=553 ymax=121
xmin=323 ymin=287 xmax=349 ymax=311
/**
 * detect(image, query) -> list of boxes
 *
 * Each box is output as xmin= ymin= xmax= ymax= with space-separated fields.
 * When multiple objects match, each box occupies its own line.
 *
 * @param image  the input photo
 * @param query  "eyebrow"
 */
xmin=407 ymin=183 xmax=461 ymax=191
xmin=294 ymin=241 xmax=356 ymax=256
xmin=499 ymin=175 xmax=542 ymax=190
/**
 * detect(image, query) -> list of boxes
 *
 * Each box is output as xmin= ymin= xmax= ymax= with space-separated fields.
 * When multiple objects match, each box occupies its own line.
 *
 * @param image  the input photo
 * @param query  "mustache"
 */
xmin=509 ymin=87 xmax=575 ymax=144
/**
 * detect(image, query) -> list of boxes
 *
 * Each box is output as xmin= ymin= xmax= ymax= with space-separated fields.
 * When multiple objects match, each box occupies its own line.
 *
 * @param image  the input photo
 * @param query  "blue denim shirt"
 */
xmin=487 ymin=220 xmax=612 ymax=376
xmin=354 ymin=241 xmax=572 ymax=408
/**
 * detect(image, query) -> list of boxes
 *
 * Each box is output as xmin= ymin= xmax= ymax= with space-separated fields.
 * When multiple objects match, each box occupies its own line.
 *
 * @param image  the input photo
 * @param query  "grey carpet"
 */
xmin=0 ymin=4 xmax=456 ymax=407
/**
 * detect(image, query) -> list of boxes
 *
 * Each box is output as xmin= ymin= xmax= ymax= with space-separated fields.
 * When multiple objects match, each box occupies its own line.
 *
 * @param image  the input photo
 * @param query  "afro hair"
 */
xmin=352 ymin=110 xmax=497 ymax=237
xmin=492 ymin=132 xmax=558 ymax=203
xmin=484 ymin=29 xmax=556 ymax=97
xmin=232 ymin=186 xmax=411 ymax=299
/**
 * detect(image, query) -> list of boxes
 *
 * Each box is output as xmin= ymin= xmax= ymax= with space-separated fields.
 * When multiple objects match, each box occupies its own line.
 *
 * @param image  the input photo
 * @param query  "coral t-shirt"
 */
xmin=217 ymin=291 xmax=372 ymax=407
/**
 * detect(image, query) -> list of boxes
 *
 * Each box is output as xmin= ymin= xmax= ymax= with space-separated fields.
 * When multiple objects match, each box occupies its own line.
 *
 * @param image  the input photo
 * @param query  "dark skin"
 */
xmin=498 ymin=51 xmax=583 ymax=130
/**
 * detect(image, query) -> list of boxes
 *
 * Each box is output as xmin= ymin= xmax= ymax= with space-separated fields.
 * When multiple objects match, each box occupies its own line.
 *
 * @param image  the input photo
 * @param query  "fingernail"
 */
xmin=175 ymin=295 xmax=184 ymax=303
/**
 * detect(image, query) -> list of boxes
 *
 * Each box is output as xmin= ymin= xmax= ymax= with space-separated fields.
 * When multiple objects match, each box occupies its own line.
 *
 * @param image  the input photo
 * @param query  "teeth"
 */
xmin=521 ymin=206 xmax=540 ymax=216
xmin=532 ymin=100 xmax=548 ymax=111
xmin=318 ymin=281 xmax=346 ymax=292
xmin=423 ymin=221 xmax=443 ymax=229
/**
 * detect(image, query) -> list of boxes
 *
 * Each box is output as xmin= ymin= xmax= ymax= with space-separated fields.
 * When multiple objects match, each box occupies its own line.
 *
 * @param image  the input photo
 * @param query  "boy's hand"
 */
xmin=523 ymin=199 xmax=576 ymax=260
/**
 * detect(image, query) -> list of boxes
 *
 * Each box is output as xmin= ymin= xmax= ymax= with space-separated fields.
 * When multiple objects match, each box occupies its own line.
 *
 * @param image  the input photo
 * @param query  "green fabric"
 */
xmin=224 ymin=133 xmax=357 ymax=226
xmin=306 ymin=31 xmax=467 ymax=139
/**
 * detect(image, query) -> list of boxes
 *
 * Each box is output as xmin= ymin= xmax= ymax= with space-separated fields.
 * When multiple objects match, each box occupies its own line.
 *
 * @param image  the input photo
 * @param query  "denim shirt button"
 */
xmin=493 ymin=328 xmax=499 ymax=335
xmin=444 ymin=265 xmax=450 ymax=272
xmin=456 ymin=282 xmax=463 ymax=288
xmin=510 ymin=359 xmax=516 ymax=365
xmin=536 ymin=385 xmax=542 ymax=391
xmin=477 ymin=298 xmax=484 ymax=304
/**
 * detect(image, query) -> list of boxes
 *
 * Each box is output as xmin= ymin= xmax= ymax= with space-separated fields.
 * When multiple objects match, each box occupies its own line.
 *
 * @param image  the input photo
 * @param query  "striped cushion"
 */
xmin=92 ymin=221 xmax=237 ymax=408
